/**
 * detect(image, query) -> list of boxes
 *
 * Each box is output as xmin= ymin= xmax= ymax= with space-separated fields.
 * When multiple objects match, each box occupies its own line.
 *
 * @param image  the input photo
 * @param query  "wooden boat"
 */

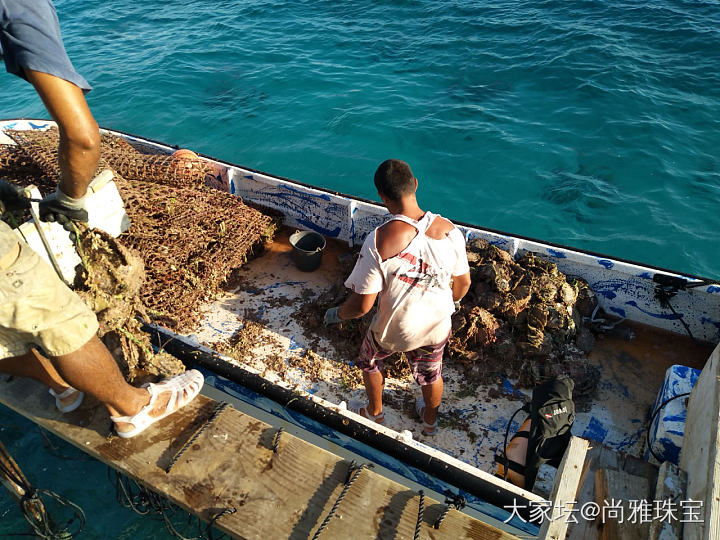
xmin=1 ymin=118 xmax=718 ymax=540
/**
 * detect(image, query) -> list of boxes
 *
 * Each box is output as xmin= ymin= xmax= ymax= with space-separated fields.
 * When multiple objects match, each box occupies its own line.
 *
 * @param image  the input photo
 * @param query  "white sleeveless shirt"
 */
xmin=345 ymin=212 xmax=469 ymax=351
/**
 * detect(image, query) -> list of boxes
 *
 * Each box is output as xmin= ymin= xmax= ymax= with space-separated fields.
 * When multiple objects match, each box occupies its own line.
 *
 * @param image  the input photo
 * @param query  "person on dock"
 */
xmin=324 ymin=159 xmax=471 ymax=436
xmin=0 ymin=0 xmax=204 ymax=438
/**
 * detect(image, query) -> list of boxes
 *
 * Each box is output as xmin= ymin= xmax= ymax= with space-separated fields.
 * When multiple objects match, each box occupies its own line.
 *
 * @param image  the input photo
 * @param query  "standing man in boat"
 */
xmin=0 ymin=0 xmax=204 ymax=437
xmin=324 ymin=159 xmax=471 ymax=436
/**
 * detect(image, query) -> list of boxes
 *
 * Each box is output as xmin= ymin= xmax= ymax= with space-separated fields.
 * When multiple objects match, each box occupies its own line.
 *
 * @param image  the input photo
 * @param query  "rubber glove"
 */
xmin=323 ymin=306 xmax=343 ymax=326
xmin=0 ymin=180 xmax=28 ymax=213
xmin=39 ymin=187 xmax=88 ymax=224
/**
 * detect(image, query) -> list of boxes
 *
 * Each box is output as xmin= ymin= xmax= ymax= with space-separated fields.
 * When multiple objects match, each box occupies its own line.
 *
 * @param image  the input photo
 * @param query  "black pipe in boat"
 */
xmin=145 ymin=324 xmax=536 ymax=518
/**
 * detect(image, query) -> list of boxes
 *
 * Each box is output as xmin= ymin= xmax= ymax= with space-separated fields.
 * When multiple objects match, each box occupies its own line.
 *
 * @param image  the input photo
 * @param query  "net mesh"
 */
xmin=1 ymin=127 xmax=276 ymax=378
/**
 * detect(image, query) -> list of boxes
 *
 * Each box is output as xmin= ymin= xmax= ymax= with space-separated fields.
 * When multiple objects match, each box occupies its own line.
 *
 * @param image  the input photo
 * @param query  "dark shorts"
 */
xmin=0 ymin=0 xmax=91 ymax=91
xmin=355 ymin=330 xmax=448 ymax=386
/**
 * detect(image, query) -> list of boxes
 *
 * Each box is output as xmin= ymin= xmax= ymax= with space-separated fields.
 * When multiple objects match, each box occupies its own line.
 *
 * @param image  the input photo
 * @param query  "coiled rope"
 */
xmin=109 ymin=468 xmax=235 ymax=540
xmin=0 ymin=445 xmax=85 ymax=539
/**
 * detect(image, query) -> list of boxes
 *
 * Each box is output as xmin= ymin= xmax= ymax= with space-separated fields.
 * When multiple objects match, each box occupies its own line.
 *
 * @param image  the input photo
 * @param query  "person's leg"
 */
xmin=362 ymin=370 xmax=385 ymax=417
xmin=354 ymin=330 xmax=391 ymax=421
xmin=419 ymin=377 xmax=444 ymax=425
xmin=0 ymin=337 xmax=201 ymax=436
xmin=52 ymin=336 xmax=203 ymax=436
xmin=0 ymin=349 xmax=79 ymax=409
xmin=23 ymin=69 xmax=100 ymax=198
xmin=408 ymin=337 xmax=448 ymax=432
xmin=50 ymin=335 xmax=149 ymax=418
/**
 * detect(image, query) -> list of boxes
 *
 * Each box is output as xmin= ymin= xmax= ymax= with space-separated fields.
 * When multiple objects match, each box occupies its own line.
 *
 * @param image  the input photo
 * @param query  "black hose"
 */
xmin=502 ymin=406 xmax=528 ymax=482
xmin=646 ymin=392 xmax=691 ymax=463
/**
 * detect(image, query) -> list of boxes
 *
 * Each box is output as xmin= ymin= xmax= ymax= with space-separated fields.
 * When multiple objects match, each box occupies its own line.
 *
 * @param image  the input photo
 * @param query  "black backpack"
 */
xmin=524 ymin=374 xmax=575 ymax=490
xmin=497 ymin=374 xmax=575 ymax=491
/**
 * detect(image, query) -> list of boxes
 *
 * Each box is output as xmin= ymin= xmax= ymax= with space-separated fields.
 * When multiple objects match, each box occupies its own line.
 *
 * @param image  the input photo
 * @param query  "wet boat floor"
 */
xmin=190 ymin=227 xmax=714 ymax=493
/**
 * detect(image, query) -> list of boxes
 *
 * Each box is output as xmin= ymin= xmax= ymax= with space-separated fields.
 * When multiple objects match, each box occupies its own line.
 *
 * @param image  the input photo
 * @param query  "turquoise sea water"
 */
xmin=2 ymin=0 xmax=719 ymax=278
xmin=1 ymin=0 xmax=719 ymax=536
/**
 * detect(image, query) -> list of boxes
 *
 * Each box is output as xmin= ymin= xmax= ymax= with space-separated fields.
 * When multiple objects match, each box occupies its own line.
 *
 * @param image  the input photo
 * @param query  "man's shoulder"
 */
xmin=376 ymin=220 xmax=417 ymax=261
xmin=426 ymin=215 xmax=455 ymax=239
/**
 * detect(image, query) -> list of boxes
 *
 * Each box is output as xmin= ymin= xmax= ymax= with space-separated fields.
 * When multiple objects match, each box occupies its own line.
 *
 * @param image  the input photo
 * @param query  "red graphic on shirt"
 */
xmin=396 ymin=252 xmax=439 ymax=289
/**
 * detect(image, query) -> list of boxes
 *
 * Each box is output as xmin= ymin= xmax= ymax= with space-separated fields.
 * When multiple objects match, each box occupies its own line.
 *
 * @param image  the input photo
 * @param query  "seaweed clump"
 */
xmin=75 ymin=228 xmax=185 ymax=380
xmin=448 ymin=238 xmax=599 ymax=395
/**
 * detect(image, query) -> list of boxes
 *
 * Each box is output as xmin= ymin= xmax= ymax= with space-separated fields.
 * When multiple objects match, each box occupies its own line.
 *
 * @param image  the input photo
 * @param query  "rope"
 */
xmin=0 ymin=442 xmax=85 ymax=538
xmin=37 ymin=428 xmax=93 ymax=462
xmin=166 ymin=401 xmax=229 ymax=473
xmin=414 ymin=490 xmax=424 ymax=540
xmin=272 ymin=427 xmax=284 ymax=453
xmin=433 ymin=490 xmax=466 ymax=529
xmin=311 ymin=461 xmax=372 ymax=540
xmin=109 ymin=468 xmax=234 ymax=540
xmin=21 ymin=489 xmax=86 ymax=539
xmin=664 ymin=299 xmax=696 ymax=342
xmin=654 ymin=283 xmax=696 ymax=342
xmin=646 ymin=392 xmax=691 ymax=462
xmin=206 ymin=507 xmax=236 ymax=540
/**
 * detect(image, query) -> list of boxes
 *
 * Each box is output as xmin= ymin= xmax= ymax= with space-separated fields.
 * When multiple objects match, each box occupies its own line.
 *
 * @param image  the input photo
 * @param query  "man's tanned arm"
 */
xmin=452 ymin=272 xmax=471 ymax=302
xmin=338 ymin=292 xmax=378 ymax=320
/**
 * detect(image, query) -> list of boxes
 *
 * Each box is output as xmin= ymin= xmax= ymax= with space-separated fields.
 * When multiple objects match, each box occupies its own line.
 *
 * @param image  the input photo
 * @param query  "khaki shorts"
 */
xmin=0 ymin=241 xmax=98 ymax=359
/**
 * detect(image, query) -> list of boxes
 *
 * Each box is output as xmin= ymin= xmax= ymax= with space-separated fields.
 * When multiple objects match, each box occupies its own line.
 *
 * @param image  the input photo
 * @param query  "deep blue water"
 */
xmin=1 ymin=0 xmax=720 ymax=535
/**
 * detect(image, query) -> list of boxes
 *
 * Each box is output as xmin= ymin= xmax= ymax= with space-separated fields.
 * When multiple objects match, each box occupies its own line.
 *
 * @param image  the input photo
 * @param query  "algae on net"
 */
xmin=75 ymin=227 xmax=185 ymax=382
xmin=1 ymin=128 xmax=277 ymax=382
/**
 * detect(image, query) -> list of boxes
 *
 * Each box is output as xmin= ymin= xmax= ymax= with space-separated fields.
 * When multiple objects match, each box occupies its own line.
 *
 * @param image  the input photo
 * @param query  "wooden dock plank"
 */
xmin=648 ymin=462 xmax=685 ymax=540
xmin=538 ymin=436 xmax=589 ymax=540
xmin=679 ymin=342 xmax=720 ymax=540
xmin=0 ymin=376 xmax=518 ymax=539
xmin=595 ymin=469 xmax=650 ymax=540
xmin=565 ymin=441 xmax=658 ymax=540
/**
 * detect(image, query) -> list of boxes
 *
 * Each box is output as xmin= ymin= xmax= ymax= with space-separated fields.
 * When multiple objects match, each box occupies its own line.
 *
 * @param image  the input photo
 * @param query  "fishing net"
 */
xmin=0 ymin=143 xmax=46 ymax=184
xmin=5 ymin=128 xmax=212 ymax=188
xmin=115 ymin=178 xmax=275 ymax=329
xmin=1 ymin=127 xmax=276 ymax=380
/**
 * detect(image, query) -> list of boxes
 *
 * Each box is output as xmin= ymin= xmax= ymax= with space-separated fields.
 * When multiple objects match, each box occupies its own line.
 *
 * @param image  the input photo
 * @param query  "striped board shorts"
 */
xmin=355 ymin=329 xmax=448 ymax=386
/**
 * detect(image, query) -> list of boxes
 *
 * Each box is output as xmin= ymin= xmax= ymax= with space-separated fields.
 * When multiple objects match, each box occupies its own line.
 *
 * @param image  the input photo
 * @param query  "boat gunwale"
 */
xmin=1 ymin=117 xmax=717 ymax=284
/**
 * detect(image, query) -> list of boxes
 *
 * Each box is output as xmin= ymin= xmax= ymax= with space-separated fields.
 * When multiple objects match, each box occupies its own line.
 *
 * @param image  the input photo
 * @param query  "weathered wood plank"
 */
xmin=566 ymin=441 xmax=659 ymax=540
xmin=648 ymin=461 xmax=685 ymax=540
xmin=595 ymin=468 xmax=650 ymax=540
xmin=538 ymin=436 xmax=589 ymax=540
xmin=679 ymin=342 xmax=720 ymax=540
xmin=0 ymin=376 xmax=518 ymax=539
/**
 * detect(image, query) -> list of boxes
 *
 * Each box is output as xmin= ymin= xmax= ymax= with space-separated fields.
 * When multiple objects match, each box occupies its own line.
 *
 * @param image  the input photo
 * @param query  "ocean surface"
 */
xmin=1 ymin=0 xmax=719 ymax=536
